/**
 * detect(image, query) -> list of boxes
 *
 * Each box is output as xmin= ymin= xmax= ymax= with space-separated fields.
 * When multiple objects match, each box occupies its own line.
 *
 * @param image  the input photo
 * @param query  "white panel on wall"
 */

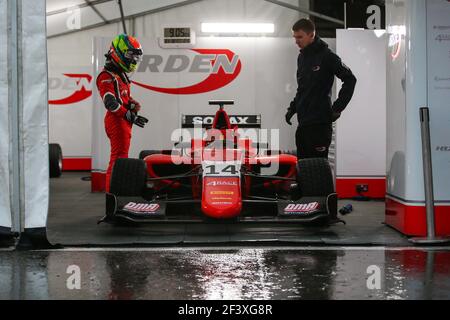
xmin=385 ymin=0 xmax=408 ymax=198
xmin=426 ymin=0 xmax=450 ymax=201
xmin=336 ymin=29 xmax=387 ymax=178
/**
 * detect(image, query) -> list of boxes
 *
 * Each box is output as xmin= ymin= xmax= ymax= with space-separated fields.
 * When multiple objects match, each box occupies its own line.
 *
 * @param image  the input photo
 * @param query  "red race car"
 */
xmin=100 ymin=100 xmax=340 ymax=226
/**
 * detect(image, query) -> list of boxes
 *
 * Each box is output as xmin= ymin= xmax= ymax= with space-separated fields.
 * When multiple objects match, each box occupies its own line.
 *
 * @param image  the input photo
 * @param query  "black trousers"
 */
xmin=296 ymin=124 xmax=333 ymax=159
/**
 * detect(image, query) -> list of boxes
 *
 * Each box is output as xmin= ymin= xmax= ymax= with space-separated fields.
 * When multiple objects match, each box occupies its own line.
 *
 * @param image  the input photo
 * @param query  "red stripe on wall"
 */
xmin=62 ymin=158 xmax=91 ymax=171
xmin=386 ymin=198 xmax=450 ymax=236
xmin=336 ymin=178 xmax=386 ymax=198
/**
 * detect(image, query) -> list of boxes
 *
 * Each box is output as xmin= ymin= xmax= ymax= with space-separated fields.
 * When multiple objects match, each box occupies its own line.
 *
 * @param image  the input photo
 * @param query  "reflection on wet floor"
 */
xmin=0 ymin=248 xmax=449 ymax=300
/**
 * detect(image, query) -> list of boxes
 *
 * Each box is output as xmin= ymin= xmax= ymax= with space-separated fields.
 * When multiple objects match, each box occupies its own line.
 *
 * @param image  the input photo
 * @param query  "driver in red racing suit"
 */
xmin=96 ymin=34 xmax=148 ymax=192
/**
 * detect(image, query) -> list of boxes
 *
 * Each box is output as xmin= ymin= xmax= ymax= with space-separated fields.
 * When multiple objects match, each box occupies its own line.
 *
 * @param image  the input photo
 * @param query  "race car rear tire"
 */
xmin=139 ymin=150 xmax=161 ymax=160
xmin=296 ymin=158 xmax=334 ymax=197
xmin=49 ymin=143 xmax=63 ymax=178
xmin=110 ymin=158 xmax=147 ymax=197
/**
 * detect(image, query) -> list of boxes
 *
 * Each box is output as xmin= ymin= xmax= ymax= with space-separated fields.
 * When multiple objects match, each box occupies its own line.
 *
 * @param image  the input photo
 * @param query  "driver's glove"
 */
xmin=285 ymin=108 xmax=296 ymax=125
xmin=125 ymin=110 xmax=149 ymax=128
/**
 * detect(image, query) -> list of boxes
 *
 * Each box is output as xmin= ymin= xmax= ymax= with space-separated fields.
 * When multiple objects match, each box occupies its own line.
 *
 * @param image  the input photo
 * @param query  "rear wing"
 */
xmin=182 ymin=114 xmax=261 ymax=129
xmin=208 ymin=100 xmax=235 ymax=107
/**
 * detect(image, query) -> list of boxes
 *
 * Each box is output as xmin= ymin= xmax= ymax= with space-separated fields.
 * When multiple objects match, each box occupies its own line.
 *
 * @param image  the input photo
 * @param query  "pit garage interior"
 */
xmin=1 ymin=0 xmax=450 ymax=300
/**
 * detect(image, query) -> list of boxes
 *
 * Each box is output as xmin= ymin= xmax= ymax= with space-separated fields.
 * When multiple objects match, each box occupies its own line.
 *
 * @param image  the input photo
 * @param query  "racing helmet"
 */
xmin=108 ymin=34 xmax=143 ymax=73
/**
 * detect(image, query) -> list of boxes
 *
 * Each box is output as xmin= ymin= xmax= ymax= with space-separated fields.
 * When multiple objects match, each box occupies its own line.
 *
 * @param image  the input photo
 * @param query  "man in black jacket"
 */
xmin=286 ymin=19 xmax=357 ymax=159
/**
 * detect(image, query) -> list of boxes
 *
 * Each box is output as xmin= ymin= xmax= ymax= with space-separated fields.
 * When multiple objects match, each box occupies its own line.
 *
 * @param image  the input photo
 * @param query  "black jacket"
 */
xmin=288 ymin=36 xmax=357 ymax=127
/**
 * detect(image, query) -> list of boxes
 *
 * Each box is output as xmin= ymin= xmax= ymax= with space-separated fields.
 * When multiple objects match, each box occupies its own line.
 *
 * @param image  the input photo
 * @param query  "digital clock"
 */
xmin=164 ymin=27 xmax=190 ymax=38
xmin=159 ymin=26 xmax=196 ymax=48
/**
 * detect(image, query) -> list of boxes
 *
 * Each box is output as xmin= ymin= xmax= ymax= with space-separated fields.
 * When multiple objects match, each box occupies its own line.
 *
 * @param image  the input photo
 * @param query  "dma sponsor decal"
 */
xmin=49 ymin=48 xmax=242 ymax=105
xmin=284 ymin=202 xmax=320 ymax=214
xmin=123 ymin=202 xmax=160 ymax=215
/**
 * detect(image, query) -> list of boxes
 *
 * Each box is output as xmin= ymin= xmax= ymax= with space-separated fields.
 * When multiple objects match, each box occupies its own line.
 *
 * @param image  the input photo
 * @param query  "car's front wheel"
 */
xmin=296 ymin=158 xmax=334 ymax=197
xmin=110 ymin=158 xmax=147 ymax=197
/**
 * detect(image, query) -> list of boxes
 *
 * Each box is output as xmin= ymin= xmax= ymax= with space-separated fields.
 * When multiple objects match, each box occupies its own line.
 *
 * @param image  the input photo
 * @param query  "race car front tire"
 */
xmin=49 ymin=143 xmax=63 ymax=178
xmin=110 ymin=158 xmax=147 ymax=197
xmin=296 ymin=158 xmax=334 ymax=197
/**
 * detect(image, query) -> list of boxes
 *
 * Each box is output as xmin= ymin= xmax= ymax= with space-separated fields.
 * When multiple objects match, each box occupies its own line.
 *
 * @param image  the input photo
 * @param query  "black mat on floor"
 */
xmin=48 ymin=172 xmax=411 ymax=246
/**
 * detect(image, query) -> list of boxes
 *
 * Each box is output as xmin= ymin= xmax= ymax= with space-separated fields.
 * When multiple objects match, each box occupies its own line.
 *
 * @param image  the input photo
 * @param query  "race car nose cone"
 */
xmin=202 ymin=177 xmax=242 ymax=219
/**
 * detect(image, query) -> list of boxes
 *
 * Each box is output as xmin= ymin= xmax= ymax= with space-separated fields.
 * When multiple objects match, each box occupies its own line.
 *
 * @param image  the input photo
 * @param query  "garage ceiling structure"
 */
xmin=46 ymin=0 xmax=351 ymax=38
xmin=46 ymin=0 xmax=206 ymax=38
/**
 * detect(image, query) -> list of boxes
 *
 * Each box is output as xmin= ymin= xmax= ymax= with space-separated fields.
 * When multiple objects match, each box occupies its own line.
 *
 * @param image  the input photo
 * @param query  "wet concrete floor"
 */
xmin=1 ymin=247 xmax=449 ymax=300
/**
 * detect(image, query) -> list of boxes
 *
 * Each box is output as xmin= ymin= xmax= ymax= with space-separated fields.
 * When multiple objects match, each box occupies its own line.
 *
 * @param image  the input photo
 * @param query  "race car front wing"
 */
xmin=99 ymin=192 xmax=340 ymax=225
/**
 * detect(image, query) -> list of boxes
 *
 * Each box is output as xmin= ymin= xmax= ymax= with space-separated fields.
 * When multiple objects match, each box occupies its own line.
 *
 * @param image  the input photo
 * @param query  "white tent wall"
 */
xmin=0 ymin=0 xmax=12 ymax=235
xmin=0 ymin=0 xmax=48 ymax=241
xmin=47 ymin=0 xmax=310 ymax=164
xmin=22 ymin=0 xmax=49 ymax=230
